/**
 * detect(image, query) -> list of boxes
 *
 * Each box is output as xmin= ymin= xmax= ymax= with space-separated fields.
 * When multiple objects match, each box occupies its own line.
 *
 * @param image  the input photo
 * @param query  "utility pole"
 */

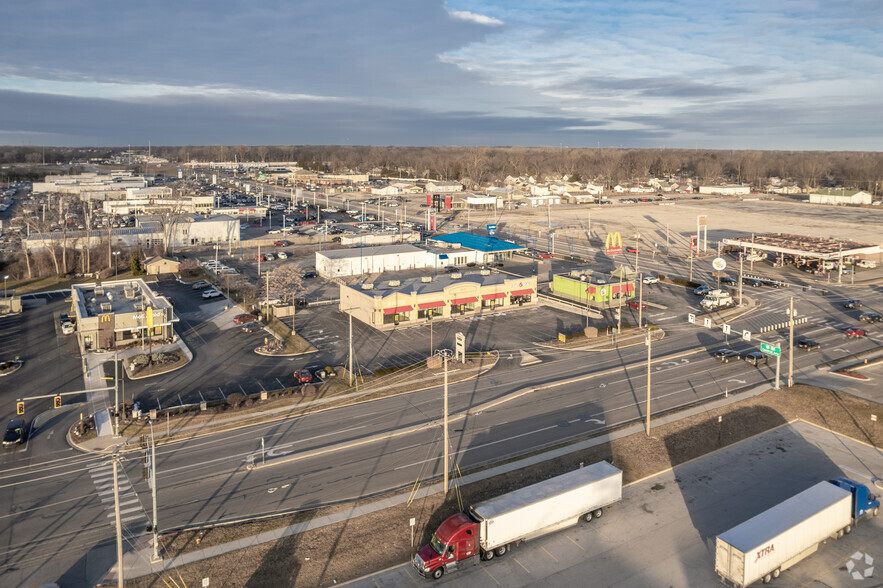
xmin=689 ymin=241 xmax=694 ymax=283
xmin=438 ymin=349 xmax=453 ymax=493
xmin=788 ymin=296 xmax=795 ymax=387
xmin=348 ymin=312 xmax=354 ymax=386
xmin=148 ymin=425 xmax=160 ymax=562
xmin=645 ymin=332 xmax=652 ymax=435
xmin=114 ymin=352 xmax=120 ymax=437
xmin=112 ymin=455 xmax=125 ymax=588
xmin=634 ymin=235 xmax=640 ymax=272
xmin=638 ymin=274 xmax=644 ymax=328
xmin=738 ymin=254 xmax=744 ymax=306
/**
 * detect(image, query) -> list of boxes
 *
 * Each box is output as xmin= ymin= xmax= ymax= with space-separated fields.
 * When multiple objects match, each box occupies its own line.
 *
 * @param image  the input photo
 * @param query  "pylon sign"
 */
xmin=605 ymin=232 xmax=623 ymax=256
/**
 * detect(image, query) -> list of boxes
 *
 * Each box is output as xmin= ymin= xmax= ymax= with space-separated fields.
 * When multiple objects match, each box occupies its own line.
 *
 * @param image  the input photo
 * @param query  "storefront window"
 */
xmin=450 ymin=303 xmax=475 ymax=315
xmin=383 ymin=312 xmax=410 ymax=325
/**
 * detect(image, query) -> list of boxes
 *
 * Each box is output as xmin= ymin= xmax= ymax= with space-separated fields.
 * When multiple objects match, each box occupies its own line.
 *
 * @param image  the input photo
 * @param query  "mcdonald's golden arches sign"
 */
xmin=605 ymin=231 xmax=623 ymax=256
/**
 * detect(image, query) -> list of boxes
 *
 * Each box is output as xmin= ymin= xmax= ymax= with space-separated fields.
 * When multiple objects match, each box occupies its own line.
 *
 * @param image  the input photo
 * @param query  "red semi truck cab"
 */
xmin=413 ymin=512 xmax=479 ymax=579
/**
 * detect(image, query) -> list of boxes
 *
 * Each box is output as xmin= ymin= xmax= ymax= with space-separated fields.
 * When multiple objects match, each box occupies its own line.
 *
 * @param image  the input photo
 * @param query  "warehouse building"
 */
xmin=809 ymin=189 xmax=872 ymax=206
xmin=339 ymin=272 xmax=538 ymax=330
xmin=426 ymin=232 xmax=524 ymax=266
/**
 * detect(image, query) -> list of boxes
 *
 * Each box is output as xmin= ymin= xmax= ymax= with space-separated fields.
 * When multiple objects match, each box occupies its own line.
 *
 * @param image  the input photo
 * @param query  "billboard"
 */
xmin=605 ymin=232 xmax=623 ymax=256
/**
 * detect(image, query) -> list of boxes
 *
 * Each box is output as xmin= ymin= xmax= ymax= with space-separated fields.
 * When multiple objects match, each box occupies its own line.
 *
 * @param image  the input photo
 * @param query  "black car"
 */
xmin=761 ymin=279 xmax=783 ymax=288
xmin=303 ymin=271 xmax=318 ymax=279
xmin=445 ymin=266 xmax=460 ymax=273
xmin=843 ymin=299 xmax=862 ymax=309
xmin=720 ymin=277 xmax=737 ymax=285
xmin=742 ymin=351 xmax=768 ymax=366
xmin=3 ymin=419 xmax=24 ymax=447
xmin=741 ymin=277 xmax=763 ymax=287
xmin=795 ymin=337 xmax=821 ymax=351
xmin=859 ymin=312 xmax=882 ymax=323
xmin=714 ymin=349 xmax=740 ymax=363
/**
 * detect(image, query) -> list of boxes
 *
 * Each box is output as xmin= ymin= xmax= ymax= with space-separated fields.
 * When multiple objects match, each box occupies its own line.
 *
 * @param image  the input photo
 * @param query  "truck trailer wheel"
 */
xmin=584 ymin=512 xmax=593 ymax=522
xmin=494 ymin=545 xmax=508 ymax=557
xmin=772 ymin=569 xmax=781 ymax=579
xmin=483 ymin=549 xmax=494 ymax=561
xmin=431 ymin=567 xmax=444 ymax=580
xmin=593 ymin=508 xmax=603 ymax=519
xmin=845 ymin=524 xmax=852 ymax=534
xmin=763 ymin=573 xmax=772 ymax=583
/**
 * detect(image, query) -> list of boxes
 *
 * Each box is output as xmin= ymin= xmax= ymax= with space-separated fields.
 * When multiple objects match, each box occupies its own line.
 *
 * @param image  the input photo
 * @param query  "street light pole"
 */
xmin=645 ymin=332 xmax=652 ymax=435
xmin=112 ymin=251 xmax=120 ymax=277
xmin=3 ymin=275 xmax=8 ymax=301
xmin=788 ymin=296 xmax=795 ymax=387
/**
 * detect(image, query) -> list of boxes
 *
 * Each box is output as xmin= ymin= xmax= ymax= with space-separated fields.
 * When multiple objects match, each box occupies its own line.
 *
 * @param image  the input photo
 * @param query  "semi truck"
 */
xmin=414 ymin=461 xmax=622 ymax=580
xmin=715 ymin=477 xmax=879 ymax=587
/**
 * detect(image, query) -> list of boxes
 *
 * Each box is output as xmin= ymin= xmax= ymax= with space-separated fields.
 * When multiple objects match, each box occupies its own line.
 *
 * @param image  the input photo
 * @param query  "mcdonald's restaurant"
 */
xmin=71 ymin=279 xmax=176 ymax=352
xmin=550 ymin=269 xmax=636 ymax=309
xmin=339 ymin=272 xmax=538 ymax=331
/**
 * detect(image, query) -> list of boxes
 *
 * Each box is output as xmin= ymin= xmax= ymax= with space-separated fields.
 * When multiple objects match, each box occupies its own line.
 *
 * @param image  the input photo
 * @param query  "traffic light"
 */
xmin=16 ymin=401 xmax=24 ymax=415
xmin=53 ymin=396 xmax=62 ymax=409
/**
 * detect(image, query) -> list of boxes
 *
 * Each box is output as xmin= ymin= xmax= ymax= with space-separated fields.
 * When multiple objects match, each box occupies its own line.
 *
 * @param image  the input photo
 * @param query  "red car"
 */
xmin=234 ymin=314 xmax=257 ymax=325
xmin=627 ymin=301 xmax=647 ymax=310
xmin=845 ymin=326 xmax=867 ymax=338
xmin=296 ymin=369 xmax=313 ymax=384
xmin=626 ymin=247 xmax=640 ymax=253
xmin=255 ymin=254 xmax=266 ymax=261
xmin=274 ymin=240 xmax=288 ymax=247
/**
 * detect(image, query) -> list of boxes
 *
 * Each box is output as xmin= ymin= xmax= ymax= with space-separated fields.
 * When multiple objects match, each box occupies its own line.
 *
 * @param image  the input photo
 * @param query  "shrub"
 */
xmin=131 ymin=354 xmax=150 ymax=366
xmin=226 ymin=392 xmax=245 ymax=408
xmin=672 ymin=278 xmax=701 ymax=288
xmin=657 ymin=274 xmax=667 ymax=281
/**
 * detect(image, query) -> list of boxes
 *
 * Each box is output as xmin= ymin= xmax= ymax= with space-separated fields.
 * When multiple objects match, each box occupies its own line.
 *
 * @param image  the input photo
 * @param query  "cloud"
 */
xmin=448 ymin=10 xmax=504 ymax=26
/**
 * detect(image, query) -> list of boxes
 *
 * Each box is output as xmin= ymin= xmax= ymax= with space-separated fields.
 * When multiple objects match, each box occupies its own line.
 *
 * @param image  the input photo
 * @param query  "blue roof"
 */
xmin=429 ymin=232 xmax=524 ymax=253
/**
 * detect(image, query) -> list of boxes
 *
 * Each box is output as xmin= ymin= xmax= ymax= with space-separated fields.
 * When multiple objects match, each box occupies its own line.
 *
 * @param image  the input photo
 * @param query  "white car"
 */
xmin=642 ymin=276 xmax=660 ymax=284
xmin=277 ymin=251 xmax=288 ymax=259
xmin=202 ymin=289 xmax=223 ymax=299
xmin=240 ymin=223 xmax=250 ymax=229
xmin=267 ymin=229 xmax=282 ymax=234
xmin=61 ymin=322 xmax=75 ymax=335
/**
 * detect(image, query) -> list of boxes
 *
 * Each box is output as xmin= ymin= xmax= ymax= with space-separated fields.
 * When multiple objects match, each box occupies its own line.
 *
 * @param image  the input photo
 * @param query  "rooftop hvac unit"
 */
xmin=580 ymin=275 xmax=587 ymax=281
xmin=570 ymin=270 xmax=582 ymax=278
xmin=421 ymin=276 xmax=433 ymax=283
xmin=388 ymin=280 xmax=401 ymax=287
xmin=451 ymin=243 xmax=462 ymax=249
xmin=95 ymin=287 xmax=105 ymax=296
xmin=134 ymin=302 xmax=145 ymax=311
xmin=361 ymin=283 xmax=374 ymax=290
xmin=106 ymin=292 xmax=113 ymax=301
xmin=450 ymin=272 xmax=462 ymax=279
xmin=100 ymin=302 xmax=112 ymax=313
xmin=124 ymin=288 xmax=135 ymax=299
xmin=480 ymin=269 xmax=490 ymax=276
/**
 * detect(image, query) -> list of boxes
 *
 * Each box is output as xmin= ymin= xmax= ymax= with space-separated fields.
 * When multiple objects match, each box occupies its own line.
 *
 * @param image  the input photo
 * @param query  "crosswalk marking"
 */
xmin=87 ymin=463 xmax=147 ymax=526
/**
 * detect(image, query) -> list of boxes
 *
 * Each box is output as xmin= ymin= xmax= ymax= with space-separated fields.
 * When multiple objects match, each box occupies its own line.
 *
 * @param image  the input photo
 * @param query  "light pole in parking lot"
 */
xmin=112 ymin=251 xmax=120 ymax=277
xmin=645 ymin=331 xmax=652 ymax=435
xmin=3 ymin=275 xmax=8 ymax=300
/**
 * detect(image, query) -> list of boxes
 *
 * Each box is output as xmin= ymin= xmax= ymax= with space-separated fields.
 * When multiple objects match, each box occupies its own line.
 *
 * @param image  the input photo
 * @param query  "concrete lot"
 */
xmin=345 ymin=420 xmax=883 ymax=587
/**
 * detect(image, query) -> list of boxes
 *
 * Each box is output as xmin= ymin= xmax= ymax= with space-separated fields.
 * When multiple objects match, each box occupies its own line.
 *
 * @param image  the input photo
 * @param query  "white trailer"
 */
xmin=715 ymin=481 xmax=855 ymax=586
xmin=470 ymin=461 xmax=622 ymax=552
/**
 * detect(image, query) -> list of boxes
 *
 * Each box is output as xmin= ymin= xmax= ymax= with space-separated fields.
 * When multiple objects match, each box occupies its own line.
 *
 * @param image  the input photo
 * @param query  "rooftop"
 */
xmin=319 ymin=244 xmax=424 ymax=260
xmin=427 ymin=232 xmax=524 ymax=253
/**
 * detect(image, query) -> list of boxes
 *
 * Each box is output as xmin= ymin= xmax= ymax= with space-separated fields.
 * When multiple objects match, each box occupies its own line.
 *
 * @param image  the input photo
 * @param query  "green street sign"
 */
xmin=760 ymin=342 xmax=781 ymax=357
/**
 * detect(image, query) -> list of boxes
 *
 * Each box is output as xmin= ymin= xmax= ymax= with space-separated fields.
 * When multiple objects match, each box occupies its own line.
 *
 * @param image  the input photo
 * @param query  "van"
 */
xmin=856 ymin=260 xmax=877 ymax=269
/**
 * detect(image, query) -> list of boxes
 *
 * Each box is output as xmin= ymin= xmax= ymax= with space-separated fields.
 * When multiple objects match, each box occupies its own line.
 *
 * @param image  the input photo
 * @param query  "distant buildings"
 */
xmin=809 ymin=189 xmax=872 ymax=205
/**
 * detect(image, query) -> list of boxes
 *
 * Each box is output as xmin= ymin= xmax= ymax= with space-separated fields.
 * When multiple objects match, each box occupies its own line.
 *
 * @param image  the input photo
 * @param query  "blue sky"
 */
xmin=0 ymin=1 xmax=880 ymax=149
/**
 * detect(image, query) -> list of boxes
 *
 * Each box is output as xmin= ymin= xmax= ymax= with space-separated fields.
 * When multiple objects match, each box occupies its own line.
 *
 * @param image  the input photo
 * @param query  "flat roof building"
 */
xmin=340 ymin=272 xmax=537 ymax=330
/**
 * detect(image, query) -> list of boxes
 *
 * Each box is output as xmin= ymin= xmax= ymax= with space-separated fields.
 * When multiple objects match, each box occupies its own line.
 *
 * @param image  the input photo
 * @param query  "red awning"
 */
xmin=451 ymin=297 xmax=478 ymax=305
xmin=481 ymin=292 xmax=506 ymax=300
xmin=611 ymin=284 xmax=635 ymax=295
xmin=510 ymin=289 xmax=535 ymax=297
xmin=383 ymin=305 xmax=413 ymax=315
xmin=418 ymin=301 xmax=445 ymax=310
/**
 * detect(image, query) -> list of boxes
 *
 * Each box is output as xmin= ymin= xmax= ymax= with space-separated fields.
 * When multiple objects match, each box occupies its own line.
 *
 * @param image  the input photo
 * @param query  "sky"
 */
xmin=0 ymin=1 xmax=881 ymax=150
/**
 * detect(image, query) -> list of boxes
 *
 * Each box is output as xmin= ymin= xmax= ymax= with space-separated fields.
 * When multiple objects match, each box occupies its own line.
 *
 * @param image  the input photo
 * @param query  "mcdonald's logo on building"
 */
xmin=100 ymin=314 xmax=112 ymax=323
xmin=605 ymin=232 xmax=623 ymax=256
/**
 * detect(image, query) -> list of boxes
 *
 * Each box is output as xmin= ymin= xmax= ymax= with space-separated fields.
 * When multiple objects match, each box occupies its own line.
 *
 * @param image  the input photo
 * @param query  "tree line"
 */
xmin=1 ymin=146 xmax=881 ymax=194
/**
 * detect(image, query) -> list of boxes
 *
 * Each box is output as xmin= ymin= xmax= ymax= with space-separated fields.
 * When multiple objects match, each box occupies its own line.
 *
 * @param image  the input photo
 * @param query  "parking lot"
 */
xmin=347 ymin=420 xmax=883 ymax=587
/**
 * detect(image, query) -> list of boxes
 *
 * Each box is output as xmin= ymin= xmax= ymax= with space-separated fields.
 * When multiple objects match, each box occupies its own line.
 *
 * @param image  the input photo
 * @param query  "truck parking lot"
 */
xmin=348 ymin=420 xmax=883 ymax=587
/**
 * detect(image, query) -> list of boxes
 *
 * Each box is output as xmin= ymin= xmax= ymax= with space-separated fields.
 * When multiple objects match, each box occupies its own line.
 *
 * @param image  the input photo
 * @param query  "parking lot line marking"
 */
xmin=178 ymin=394 xmax=184 ymax=406
xmin=239 ymin=384 xmax=247 ymax=395
xmin=107 ymin=507 xmax=142 ymax=517
xmin=258 ymin=381 xmax=267 ymax=391
xmin=481 ymin=566 xmax=501 ymax=585
xmin=275 ymin=378 xmax=284 ymax=388
xmin=513 ymin=557 xmax=531 ymax=574
xmin=198 ymin=390 xmax=205 ymax=402
xmin=217 ymin=387 xmax=225 ymax=399
xmin=120 ymin=514 xmax=145 ymax=523
xmin=540 ymin=546 xmax=559 ymax=562
xmin=566 ymin=535 xmax=585 ymax=550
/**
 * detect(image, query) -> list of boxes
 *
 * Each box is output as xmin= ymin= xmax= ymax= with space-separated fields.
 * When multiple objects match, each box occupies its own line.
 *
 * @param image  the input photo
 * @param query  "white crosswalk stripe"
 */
xmin=87 ymin=462 xmax=147 ymax=526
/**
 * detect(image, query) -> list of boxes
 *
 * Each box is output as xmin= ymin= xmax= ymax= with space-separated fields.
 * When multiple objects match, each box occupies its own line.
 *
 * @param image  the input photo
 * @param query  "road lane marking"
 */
xmin=513 ymin=557 xmax=531 ymax=574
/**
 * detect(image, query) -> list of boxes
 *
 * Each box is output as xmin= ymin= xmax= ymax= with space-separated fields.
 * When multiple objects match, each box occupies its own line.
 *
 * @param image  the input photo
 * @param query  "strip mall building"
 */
xmin=339 ymin=272 xmax=538 ymax=330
